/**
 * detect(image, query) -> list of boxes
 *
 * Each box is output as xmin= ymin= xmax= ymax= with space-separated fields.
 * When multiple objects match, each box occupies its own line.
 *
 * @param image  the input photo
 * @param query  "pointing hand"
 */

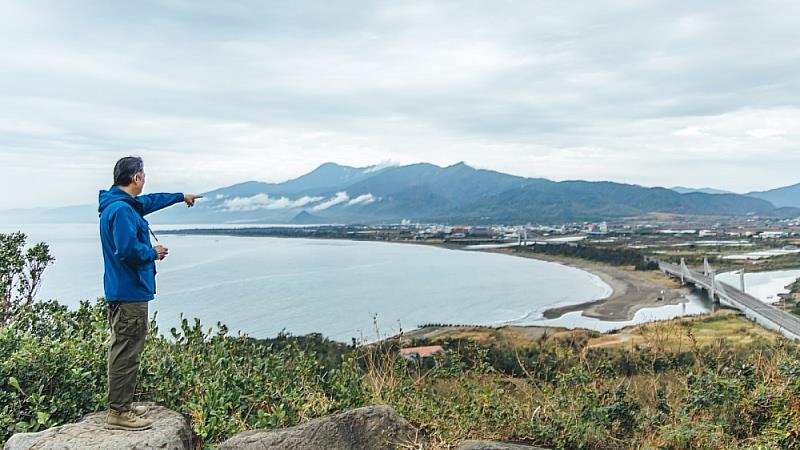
xmin=184 ymin=194 xmax=203 ymax=207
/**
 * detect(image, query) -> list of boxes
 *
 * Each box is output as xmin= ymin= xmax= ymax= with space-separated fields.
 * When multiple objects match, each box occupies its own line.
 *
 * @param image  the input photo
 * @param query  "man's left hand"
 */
xmin=184 ymin=194 xmax=203 ymax=207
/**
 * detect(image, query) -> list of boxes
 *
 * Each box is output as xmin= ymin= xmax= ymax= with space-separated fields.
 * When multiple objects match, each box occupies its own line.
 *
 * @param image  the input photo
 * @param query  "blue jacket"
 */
xmin=98 ymin=186 xmax=184 ymax=302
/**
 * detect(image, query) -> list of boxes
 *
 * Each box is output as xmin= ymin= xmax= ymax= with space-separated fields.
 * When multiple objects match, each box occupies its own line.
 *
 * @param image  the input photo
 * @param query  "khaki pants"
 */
xmin=107 ymin=301 xmax=148 ymax=412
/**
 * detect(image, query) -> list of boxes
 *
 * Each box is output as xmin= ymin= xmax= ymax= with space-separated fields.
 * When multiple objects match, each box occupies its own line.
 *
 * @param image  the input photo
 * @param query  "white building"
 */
xmin=759 ymin=231 xmax=788 ymax=239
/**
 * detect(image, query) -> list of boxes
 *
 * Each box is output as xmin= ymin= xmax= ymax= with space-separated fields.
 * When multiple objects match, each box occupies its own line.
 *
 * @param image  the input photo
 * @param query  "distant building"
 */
xmin=448 ymin=226 xmax=468 ymax=239
xmin=469 ymin=226 xmax=494 ymax=238
xmin=659 ymin=229 xmax=697 ymax=235
xmin=583 ymin=221 xmax=609 ymax=235
xmin=400 ymin=345 xmax=445 ymax=362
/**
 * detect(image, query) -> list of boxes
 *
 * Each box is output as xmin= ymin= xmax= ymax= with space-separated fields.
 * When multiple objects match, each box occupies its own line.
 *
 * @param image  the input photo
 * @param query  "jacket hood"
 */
xmin=98 ymin=186 xmax=142 ymax=215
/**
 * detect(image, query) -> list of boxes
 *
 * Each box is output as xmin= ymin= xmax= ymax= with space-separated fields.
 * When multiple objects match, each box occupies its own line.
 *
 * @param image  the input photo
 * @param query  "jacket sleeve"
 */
xmin=111 ymin=207 xmax=157 ymax=265
xmin=138 ymin=192 xmax=184 ymax=216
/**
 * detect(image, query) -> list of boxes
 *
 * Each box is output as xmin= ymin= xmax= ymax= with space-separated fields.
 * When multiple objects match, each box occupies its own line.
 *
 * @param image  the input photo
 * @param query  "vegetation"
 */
xmin=516 ymin=243 xmax=659 ymax=271
xmin=778 ymin=279 xmax=800 ymax=318
xmin=1 ymin=299 xmax=367 ymax=447
xmin=5 ymin=231 xmax=800 ymax=449
xmin=0 ymin=232 xmax=54 ymax=328
xmin=756 ymin=252 xmax=800 ymax=272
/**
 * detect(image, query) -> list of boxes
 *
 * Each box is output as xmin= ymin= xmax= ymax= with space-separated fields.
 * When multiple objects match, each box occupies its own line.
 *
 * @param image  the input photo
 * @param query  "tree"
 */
xmin=0 ymin=232 xmax=55 ymax=328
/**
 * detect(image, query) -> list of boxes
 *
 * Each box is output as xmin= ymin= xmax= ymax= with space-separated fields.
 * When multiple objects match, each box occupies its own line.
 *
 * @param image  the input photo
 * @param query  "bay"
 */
xmin=5 ymin=224 xmax=616 ymax=341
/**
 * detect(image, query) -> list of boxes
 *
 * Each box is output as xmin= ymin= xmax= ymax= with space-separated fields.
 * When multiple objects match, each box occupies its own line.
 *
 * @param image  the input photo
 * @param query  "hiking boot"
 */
xmin=105 ymin=409 xmax=153 ymax=431
xmin=131 ymin=402 xmax=153 ymax=417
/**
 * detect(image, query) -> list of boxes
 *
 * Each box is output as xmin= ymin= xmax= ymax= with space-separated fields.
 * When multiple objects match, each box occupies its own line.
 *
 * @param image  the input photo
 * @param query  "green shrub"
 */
xmin=0 ymin=299 xmax=368 ymax=448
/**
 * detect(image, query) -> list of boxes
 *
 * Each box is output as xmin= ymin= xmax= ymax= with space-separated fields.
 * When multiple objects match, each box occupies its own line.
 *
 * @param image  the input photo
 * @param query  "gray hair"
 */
xmin=113 ymin=156 xmax=144 ymax=186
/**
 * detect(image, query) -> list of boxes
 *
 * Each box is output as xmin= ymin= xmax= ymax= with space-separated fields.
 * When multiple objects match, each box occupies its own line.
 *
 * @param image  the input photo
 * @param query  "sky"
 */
xmin=1 ymin=0 xmax=799 ymax=209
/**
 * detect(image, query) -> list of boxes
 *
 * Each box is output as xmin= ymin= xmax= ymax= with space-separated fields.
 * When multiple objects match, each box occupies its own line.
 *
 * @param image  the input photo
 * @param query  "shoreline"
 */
xmin=162 ymin=229 xmax=692 ymax=324
xmin=414 ymin=243 xmax=690 ymax=322
xmin=484 ymin=249 xmax=689 ymax=322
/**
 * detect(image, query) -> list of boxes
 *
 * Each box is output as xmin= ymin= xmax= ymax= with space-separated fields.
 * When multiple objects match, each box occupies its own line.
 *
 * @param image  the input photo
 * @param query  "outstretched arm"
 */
xmin=138 ymin=192 xmax=183 ymax=216
xmin=138 ymin=193 xmax=203 ymax=216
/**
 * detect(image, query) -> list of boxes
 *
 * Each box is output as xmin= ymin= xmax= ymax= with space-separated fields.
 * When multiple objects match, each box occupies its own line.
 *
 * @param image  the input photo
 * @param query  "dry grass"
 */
xmin=414 ymin=325 xmax=602 ymax=350
xmin=581 ymin=310 xmax=777 ymax=352
xmin=362 ymin=309 xmax=797 ymax=449
xmin=412 ymin=310 xmax=777 ymax=354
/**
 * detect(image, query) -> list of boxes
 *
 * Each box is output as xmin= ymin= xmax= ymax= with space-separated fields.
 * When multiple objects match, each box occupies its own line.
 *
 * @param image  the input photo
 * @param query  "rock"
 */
xmin=4 ymin=405 xmax=192 ymax=450
xmin=457 ymin=441 xmax=550 ymax=450
xmin=218 ymin=405 xmax=418 ymax=450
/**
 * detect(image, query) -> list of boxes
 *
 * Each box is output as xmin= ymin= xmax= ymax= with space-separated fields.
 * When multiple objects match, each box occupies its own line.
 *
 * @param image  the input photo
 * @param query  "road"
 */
xmin=660 ymin=261 xmax=800 ymax=340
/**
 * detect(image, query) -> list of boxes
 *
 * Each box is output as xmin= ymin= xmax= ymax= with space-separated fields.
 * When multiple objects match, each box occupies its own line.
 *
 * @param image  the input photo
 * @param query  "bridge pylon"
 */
xmin=709 ymin=270 xmax=718 ymax=302
xmin=679 ymin=258 xmax=688 ymax=285
xmin=703 ymin=257 xmax=712 ymax=276
xmin=740 ymin=267 xmax=746 ymax=292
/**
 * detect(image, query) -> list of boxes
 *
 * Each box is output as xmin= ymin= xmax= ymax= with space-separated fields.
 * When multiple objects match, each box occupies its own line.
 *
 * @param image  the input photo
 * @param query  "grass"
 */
xmin=408 ymin=325 xmax=601 ymax=349
xmin=367 ymin=308 xmax=800 ymax=449
xmin=410 ymin=309 xmax=774 ymax=353
xmin=594 ymin=310 xmax=779 ymax=352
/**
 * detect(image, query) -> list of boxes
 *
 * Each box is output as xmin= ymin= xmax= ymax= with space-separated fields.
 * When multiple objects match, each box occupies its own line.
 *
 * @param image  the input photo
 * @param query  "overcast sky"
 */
xmin=1 ymin=0 xmax=799 ymax=208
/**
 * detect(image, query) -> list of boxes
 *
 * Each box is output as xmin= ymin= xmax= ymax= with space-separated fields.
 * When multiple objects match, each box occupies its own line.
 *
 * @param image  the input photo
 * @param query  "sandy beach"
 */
xmin=480 ymin=248 xmax=689 ymax=322
xmin=397 ymin=246 xmax=692 ymax=343
xmin=402 ymin=241 xmax=691 ymax=323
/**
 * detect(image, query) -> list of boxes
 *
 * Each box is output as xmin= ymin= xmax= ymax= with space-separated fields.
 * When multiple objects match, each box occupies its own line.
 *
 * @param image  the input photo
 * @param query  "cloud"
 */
xmin=2 ymin=1 xmax=800 ymax=208
xmin=674 ymin=127 xmax=707 ymax=137
xmin=364 ymin=160 xmax=401 ymax=173
xmin=312 ymin=192 xmax=350 ymax=211
xmin=222 ymin=194 xmax=323 ymax=212
xmin=746 ymin=128 xmax=785 ymax=138
xmin=348 ymin=193 xmax=377 ymax=206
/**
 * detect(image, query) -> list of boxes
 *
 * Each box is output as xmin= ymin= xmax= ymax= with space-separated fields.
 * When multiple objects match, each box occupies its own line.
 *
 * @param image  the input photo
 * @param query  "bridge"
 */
xmin=660 ymin=258 xmax=800 ymax=340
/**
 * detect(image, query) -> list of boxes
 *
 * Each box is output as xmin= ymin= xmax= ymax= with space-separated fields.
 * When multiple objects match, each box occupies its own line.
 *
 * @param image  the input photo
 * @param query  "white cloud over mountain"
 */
xmin=219 ymin=191 xmax=377 ymax=212
xmin=348 ymin=194 xmax=376 ymax=206
xmin=312 ymin=192 xmax=351 ymax=211
xmin=223 ymin=194 xmax=323 ymax=212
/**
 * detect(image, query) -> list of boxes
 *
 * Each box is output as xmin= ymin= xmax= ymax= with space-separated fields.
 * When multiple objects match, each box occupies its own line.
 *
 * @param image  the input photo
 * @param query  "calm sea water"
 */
xmin=4 ymin=224 xmax=720 ymax=341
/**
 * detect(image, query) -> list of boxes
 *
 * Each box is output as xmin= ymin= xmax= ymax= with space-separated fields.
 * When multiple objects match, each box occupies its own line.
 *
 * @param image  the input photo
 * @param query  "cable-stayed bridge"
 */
xmin=660 ymin=258 xmax=800 ymax=340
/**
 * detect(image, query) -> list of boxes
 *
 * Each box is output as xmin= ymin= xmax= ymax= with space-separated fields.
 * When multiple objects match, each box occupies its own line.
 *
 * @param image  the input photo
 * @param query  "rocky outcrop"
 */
xmin=217 ymin=405 xmax=417 ymax=450
xmin=3 ymin=404 xmax=552 ymax=450
xmin=457 ymin=440 xmax=549 ymax=450
xmin=4 ymin=406 xmax=191 ymax=450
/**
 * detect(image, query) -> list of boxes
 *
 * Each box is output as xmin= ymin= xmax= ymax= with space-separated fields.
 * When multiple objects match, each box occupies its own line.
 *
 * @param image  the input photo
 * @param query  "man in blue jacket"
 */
xmin=98 ymin=156 xmax=202 ymax=431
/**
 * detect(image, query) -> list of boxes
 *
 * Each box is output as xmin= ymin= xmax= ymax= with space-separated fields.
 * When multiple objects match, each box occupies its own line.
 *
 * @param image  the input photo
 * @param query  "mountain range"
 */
xmin=746 ymin=183 xmax=800 ymax=209
xmin=669 ymin=186 xmax=734 ymax=195
xmin=669 ymin=184 xmax=800 ymax=209
xmin=2 ymin=162 xmax=799 ymax=225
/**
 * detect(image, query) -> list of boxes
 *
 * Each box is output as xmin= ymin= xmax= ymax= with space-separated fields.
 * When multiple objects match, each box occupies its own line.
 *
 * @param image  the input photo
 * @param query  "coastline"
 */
xmin=416 ymin=243 xmax=690 ymax=322
xmin=162 ymin=228 xmax=691 ymax=324
xmin=480 ymin=248 xmax=689 ymax=322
